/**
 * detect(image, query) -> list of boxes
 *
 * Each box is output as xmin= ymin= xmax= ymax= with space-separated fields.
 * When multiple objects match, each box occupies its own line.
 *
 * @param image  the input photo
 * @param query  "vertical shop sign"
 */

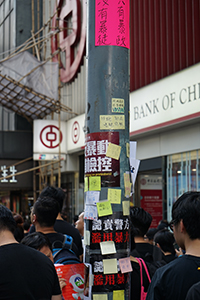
xmin=85 ymin=132 xmax=120 ymax=187
xmin=95 ymin=0 xmax=129 ymax=48
xmin=140 ymin=175 xmax=163 ymax=228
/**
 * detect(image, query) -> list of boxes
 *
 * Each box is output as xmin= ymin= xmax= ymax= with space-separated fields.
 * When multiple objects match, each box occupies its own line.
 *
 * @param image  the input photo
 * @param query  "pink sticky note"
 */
xmin=119 ymin=257 xmax=133 ymax=273
xmin=95 ymin=0 xmax=130 ymax=48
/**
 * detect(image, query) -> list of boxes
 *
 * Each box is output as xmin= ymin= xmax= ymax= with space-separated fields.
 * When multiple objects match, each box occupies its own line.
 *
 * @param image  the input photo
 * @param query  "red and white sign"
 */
xmin=72 ymin=121 xmax=80 ymax=144
xmin=51 ymin=0 xmax=86 ymax=83
xmin=140 ymin=175 xmax=163 ymax=228
xmin=66 ymin=114 xmax=85 ymax=153
xmin=85 ymin=132 xmax=120 ymax=187
xmin=33 ymin=120 xmax=67 ymax=160
xmin=40 ymin=125 xmax=63 ymax=148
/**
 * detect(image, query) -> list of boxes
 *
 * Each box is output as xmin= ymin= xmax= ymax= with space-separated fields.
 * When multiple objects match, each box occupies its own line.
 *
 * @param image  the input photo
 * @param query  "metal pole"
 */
xmin=85 ymin=1 xmax=130 ymax=299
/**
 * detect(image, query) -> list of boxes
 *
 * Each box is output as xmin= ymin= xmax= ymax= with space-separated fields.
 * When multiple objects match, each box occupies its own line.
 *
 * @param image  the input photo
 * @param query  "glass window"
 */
xmin=167 ymin=150 xmax=200 ymax=221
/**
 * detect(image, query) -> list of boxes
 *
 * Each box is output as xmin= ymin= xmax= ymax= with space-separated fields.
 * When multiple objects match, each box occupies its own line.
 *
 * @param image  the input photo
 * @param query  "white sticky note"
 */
xmin=85 ymin=191 xmax=100 ymax=205
xmin=84 ymin=205 xmax=98 ymax=220
xmin=100 ymin=241 xmax=116 ymax=255
xmin=84 ymin=230 xmax=90 ymax=245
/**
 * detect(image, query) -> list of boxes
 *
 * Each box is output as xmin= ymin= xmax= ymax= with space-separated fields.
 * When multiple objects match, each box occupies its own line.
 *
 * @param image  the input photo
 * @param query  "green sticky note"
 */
xmin=89 ymin=176 xmax=101 ymax=191
xmin=113 ymin=290 xmax=125 ymax=300
xmin=123 ymin=200 xmax=130 ymax=216
xmin=96 ymin=200 xmax=113 ymax=217
xmin=93 ymin=294 xmax=108 ymax=300
xmin=103 ymin=258 xmax=118 ymax=274
xmin=107 ymin=188 xmax=121 ymax=204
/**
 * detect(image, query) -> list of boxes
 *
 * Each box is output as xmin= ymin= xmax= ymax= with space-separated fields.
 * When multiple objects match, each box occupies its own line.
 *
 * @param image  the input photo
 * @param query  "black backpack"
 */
xmin=52 ymin=234 xmax=80 ymax=265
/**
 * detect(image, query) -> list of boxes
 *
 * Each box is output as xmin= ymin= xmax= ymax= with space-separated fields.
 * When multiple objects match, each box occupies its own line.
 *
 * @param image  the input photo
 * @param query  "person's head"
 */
xmin=40 ymin=186 xmax=65 ymax=213
xmin=32 ymin=196 xmax=60 ymax=228
xmin=23 ymin=220 xmax=31 ymax=232
xmin=171 ymin=191 xmax=200 ymax=248
xmin=157 ymin=220 xmax=169 ymax=231
xmin=12 ymin=213 xmax=24 ymax=242
xmin=0 ymin=205 xmax=16 ymax=234
xmin=154 ymin=229 xmax=175 ymax=255
xmin=75 ymin=212 xmax=84 ymax=236
xmin=130 ymin=206 xmax=152 ymax=238
xmin=21 ymin=232 xmax=53 ymax=262
xmin=145 ymin=228 xmax=158 ymax=244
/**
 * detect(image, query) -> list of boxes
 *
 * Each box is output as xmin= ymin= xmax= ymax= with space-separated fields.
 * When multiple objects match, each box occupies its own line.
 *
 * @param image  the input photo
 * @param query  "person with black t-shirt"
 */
xmin=153 ymin=229 xmax=176 ymax=263
xmin=0 ymin=205 xmax=61 ymax=300
xmin=130 ymin=207 xmax=166 ymax=300
xmin=146 ymin=191 xmax=200 ymax=300
xmin=32 ymin=195 xmax=80 ymax=259
xmin=29 ymin=186 xmax=83 ymax=260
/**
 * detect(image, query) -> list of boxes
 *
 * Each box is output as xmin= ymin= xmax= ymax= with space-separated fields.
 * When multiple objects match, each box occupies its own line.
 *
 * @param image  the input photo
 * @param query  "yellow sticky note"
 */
xmin=126 ymin=143 xmax=130 ymax=157
xmin=84 ymin=177 xmax=88 ymax=192
xmin=93 ymin=295 xmax=108 ymax=300
xmin=100 ymin=115 xmax=125 ymax=130
xmin=100 ymin=241 xmax=116 ymax=255
xmin=107 ymin=188 xmax=121 ymax=204
xmin=113 ymin=290 xmax=125 ymax=300
xmin=123 ymin=201 xmax=130 ymax=216
xmin=106 ymin=143 xmax=121 ymax=160
xmin=103 ymin=258 xmax=118 ymax=274
xmin=96 ymin=200 xmax=113 ymax=217
xmin=89 ymin=176 xmax=101 ymax=191
xmin=124 ymin=173 xmax=130 ymax=187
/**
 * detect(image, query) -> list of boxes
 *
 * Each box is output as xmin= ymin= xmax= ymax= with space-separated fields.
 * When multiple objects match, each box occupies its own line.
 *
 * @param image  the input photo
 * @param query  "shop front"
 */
xmin=130 ymin=63 xmax=200 ymax=222
xmin=0 ymin=159 xmax=33 ymax=217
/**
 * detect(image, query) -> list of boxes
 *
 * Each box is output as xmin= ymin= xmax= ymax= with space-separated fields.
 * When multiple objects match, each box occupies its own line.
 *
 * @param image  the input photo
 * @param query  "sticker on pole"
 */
xmin=95 ymin=0 xmax=130 ymax=48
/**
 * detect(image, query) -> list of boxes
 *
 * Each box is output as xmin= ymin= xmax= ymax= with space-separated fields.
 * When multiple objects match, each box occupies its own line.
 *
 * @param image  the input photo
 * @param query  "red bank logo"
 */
xmin=72 ymin=121 xmax=80 ymax=144
xmin=51 ymin=0 xmax=86 ymax=83
xmin=40 ymin=125 xmax=63 ymax=149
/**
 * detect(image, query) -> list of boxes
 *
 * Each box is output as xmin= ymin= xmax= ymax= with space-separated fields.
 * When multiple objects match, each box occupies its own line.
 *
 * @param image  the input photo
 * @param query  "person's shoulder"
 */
xmin=186 ymin=281 xmax=200 ymax=299
xmin=54 ymin=219 xmax=81 ymax=238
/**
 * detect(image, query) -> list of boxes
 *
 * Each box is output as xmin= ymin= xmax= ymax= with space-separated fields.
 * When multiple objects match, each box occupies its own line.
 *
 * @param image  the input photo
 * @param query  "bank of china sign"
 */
xmin=130 ymin=62 xmax=200 ymax=136
xmin=33 ymin=120 xmax=67 ymax=161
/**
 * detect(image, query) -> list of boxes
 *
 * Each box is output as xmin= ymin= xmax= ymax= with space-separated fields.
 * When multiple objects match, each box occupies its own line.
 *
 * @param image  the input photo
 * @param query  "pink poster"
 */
xmin=140 ymin=175 xmax=163 ymax=228
xmin=95 ymin=0 xmax=130 ymax=48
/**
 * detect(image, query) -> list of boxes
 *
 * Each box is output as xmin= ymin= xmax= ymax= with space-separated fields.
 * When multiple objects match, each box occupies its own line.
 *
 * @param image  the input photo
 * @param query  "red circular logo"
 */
xmin=140 ymin=178 xmax=146 ymax=185
xmin=40 ymin=125 xmax=63 ymax=148
xmin=72 ymin=121 xmax=80 ymax=144
xmin=51 ymin=0 xmax=86 ymax=83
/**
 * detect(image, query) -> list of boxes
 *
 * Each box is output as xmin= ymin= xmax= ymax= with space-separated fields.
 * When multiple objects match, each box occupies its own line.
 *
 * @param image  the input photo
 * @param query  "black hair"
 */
xmin=154 ymin=229 xmax=175 ymax=255
xmin=23 ymin=220 xmax=31 ymax=231
xmin=157 ymin=220 xmax=169 ymax=231
xmin=40 ymin=186 xmax=65 ymax=212
xmin=146 ymin=228 xmax=158 ymax=241
xmin=33 ymin=196 xmax=60 ymax=227
xmin=0 ymin=205 xmax=16 ymax=234
xmin=21 ymin=232 xmax=52 ymax=251
xmin=172 ymin=191 xmax=200 ymax=240
xmin=130 ymin=206 xmax=152 ymax=237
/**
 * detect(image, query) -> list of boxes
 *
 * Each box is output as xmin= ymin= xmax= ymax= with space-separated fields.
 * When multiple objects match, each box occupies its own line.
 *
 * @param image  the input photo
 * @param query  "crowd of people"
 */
xmin=0 ymin=188 xmax=200 ymax=299
xmin=130 ymin=191 xmax=200 ymax=300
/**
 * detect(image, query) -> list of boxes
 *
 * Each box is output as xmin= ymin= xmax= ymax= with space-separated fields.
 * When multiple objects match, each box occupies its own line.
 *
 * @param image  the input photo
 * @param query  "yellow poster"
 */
xmin=100 ymin=115 xmax=125 ymax=130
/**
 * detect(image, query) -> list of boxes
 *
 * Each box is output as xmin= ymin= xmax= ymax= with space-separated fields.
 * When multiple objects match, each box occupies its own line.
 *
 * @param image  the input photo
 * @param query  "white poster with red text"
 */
xmin=140 ymin=175 xmax=163 ymax=228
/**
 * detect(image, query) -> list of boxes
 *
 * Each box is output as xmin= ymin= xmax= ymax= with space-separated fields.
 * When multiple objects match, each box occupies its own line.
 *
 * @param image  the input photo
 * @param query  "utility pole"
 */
xmin=85 ymin=1 xmax=130 ymax=299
